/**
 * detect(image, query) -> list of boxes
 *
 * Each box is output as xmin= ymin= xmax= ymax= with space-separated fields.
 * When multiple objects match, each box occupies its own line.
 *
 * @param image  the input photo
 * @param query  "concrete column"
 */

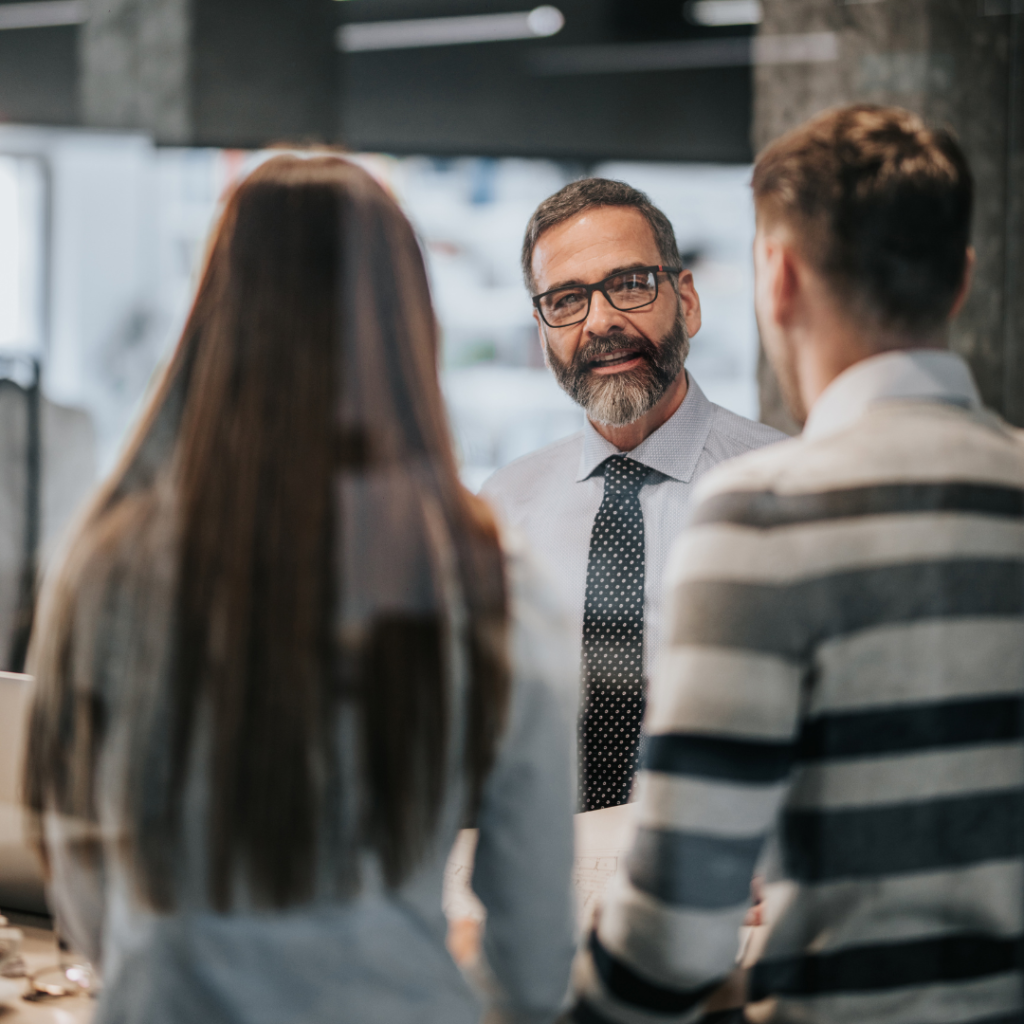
xmin=80 ymin=0 xmax=192 ymax=144
xmin=753 ymin=0 xmax=1024 ymax=431
xmin=80 ymin=0 xmax=338 ymax=147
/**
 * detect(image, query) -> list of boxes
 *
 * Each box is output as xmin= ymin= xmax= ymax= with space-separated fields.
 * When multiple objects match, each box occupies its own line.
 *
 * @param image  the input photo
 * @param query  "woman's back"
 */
xmin=83 ymin=540 xmax=576 ymax=1024
xmin=24 ymin=155 xmax=576 ymax=1023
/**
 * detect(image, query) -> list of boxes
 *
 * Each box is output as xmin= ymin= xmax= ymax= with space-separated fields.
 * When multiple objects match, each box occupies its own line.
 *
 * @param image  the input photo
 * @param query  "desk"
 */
xmin=0 ymin=926 xmax=95 ymax=1023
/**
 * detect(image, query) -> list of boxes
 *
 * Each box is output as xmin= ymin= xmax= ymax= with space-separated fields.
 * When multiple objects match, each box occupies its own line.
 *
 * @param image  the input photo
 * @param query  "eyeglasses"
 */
xmin=532 ymin=265 xmax=681 ymax=328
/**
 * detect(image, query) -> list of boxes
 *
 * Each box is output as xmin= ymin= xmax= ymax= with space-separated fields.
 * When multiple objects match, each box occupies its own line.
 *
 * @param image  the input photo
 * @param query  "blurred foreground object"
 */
xmin=24 ymin=155 xmax=576 ymax=1024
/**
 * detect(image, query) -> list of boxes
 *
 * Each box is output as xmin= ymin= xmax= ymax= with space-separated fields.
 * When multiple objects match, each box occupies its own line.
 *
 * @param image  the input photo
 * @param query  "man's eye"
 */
xmin=551 ymin=290 xmax=585 ymax=310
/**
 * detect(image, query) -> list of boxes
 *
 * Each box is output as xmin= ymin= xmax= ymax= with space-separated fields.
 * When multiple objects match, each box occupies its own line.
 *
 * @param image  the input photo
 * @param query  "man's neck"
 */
xmin=589 ymin=370 xmax=688 ymax=452
xmin=796 ymin=325 xmax=947 ymax=417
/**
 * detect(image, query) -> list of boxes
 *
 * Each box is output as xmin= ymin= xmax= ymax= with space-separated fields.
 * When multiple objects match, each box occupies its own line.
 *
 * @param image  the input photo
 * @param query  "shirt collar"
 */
xmin=802 ymin=348 xmax=982 ymax=442
xmin=576 ymin=373 xmax=716 ymax=483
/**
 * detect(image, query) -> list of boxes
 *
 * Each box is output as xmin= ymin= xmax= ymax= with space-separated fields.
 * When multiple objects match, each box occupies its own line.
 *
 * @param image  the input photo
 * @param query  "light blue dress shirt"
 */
xmin=481 ymin=374 xmax=786 ymax=682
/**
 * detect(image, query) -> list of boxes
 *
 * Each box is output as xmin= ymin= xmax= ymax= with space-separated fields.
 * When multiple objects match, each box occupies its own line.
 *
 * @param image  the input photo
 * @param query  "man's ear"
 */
xmin=675 ymin=268 xmax=701 ymax=338
xmin=532 ymin=308 xmax=547 ymax=358
xmin=948 ymin=246 xmax=975 ymax=320
xmin=777 ymin=246 xmax=801 ymax=325
xmin=762 ymin=236 xmax=801 ymax=329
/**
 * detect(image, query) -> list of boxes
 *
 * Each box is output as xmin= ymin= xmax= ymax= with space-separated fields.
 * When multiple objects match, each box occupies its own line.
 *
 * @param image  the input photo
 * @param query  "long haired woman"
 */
xmin=23 ymin=155 xmax=576 ymax=1024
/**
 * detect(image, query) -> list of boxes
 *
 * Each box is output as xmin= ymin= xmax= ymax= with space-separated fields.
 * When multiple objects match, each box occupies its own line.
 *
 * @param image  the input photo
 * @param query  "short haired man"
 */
xmin=482 ymin=180 xmax=784 ymax=812
xmin=568 ymin=105 xmax=1024 ymax=1024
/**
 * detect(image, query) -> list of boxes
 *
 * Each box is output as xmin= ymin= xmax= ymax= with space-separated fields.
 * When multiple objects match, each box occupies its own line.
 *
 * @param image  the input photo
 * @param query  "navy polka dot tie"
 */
xmin=580 ymin=455 xmax=648 ymax=812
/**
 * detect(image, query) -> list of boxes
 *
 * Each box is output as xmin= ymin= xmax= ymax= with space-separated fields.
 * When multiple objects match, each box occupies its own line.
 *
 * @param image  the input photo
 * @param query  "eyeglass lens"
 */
xmin=538 ymin=270 xmax=659 ymax=326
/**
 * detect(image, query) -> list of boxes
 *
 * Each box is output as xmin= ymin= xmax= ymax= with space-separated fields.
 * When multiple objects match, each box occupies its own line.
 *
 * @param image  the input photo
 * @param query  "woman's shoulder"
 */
xmin=31 ymin=482 xmax=176 ymax=706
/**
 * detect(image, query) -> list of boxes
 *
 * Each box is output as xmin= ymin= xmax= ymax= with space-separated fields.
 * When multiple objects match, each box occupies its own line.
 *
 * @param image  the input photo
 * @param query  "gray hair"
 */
xmin=521 ymin=178 xmax=680 ymax=292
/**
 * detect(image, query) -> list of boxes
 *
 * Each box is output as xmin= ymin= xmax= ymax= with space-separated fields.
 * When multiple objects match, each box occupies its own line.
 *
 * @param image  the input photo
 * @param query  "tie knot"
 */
xmin=602 ymin=456 xmax=648 ymax=496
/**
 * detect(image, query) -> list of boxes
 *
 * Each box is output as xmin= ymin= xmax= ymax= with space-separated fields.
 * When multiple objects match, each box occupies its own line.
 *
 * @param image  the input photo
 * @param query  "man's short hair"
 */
xmin=521 ymin=178 xmax=680 ymax=292
xmin=752 ymin=104 xmax=973 ymax=336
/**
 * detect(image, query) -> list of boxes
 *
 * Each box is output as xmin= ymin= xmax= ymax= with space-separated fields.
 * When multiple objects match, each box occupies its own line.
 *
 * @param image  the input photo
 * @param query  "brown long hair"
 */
xmin=24 ymin=155 xmax=509 ymax=911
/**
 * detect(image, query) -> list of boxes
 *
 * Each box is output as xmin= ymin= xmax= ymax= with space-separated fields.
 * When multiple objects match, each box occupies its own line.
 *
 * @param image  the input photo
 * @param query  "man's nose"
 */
xmin=583 ymin=289 xmax=629 ymax=336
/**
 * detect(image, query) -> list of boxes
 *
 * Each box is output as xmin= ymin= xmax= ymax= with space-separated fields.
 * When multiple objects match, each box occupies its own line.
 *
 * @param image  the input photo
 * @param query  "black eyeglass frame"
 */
xmin=531 ymin=265 xmax=683 ymax=328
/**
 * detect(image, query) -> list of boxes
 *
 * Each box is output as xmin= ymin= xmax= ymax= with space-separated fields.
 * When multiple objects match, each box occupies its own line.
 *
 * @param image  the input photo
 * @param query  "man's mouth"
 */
xmin=587 ymin=348 xmax=646 ymax=374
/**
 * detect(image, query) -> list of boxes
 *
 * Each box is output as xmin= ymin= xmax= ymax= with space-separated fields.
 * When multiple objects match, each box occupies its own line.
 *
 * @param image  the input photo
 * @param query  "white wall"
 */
xmin=0 ymin=125 xmax=163 ymax=472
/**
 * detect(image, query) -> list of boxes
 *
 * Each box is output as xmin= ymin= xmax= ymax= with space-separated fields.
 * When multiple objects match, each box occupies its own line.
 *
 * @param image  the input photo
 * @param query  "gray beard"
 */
xmin=545 ymin=315 xmax=690 ymax=427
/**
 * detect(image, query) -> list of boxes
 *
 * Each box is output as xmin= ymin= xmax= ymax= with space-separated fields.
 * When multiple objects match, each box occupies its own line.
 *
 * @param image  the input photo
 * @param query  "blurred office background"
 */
xmin=0 ymin=0 xmax=1019 ymax=670
xmin=0 ymin=140 xmax=761 ymax=485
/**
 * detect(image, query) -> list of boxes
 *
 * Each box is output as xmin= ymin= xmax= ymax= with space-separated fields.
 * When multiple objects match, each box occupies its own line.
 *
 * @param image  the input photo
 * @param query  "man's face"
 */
xmin=530 ymin=206 xmax=701 ymax=426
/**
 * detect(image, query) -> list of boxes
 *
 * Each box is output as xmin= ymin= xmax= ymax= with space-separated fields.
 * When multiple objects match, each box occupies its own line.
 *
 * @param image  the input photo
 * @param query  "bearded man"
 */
xmin=482 ymin=178 xmax=784 ymax=812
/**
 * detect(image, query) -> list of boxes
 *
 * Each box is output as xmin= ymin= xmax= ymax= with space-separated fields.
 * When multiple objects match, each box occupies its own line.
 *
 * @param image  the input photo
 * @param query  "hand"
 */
xmin=743 ymin=875 xmax=764 ymax=927
xmin=446 ymin=917 xmax=482 ymax=967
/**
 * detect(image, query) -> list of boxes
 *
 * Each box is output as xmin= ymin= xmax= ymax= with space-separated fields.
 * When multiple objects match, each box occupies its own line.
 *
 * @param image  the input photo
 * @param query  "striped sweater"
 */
xmin=571 ymin=360 xmax=1024 ymax=1023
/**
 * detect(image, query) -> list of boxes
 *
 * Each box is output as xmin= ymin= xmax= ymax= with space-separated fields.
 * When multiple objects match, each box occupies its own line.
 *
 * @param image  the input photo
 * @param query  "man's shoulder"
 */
xmin=695 ymin=429 xmax=805 ymax=501
xmin=704 ymin=400 xmax=789 ymax=461
xmin=695 ymin=399 xmax=1024 ymax=506
xmin=693 ymin=410 xmax=906 ymax=505
xmin=480 ymin=431 xmax=584 ymax=513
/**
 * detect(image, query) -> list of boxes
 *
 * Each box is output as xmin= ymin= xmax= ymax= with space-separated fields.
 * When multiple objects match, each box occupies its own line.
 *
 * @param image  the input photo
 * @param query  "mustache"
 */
xmin=572 ymin=333 xmax=658 ymax=371
xmin=545 ymin=315 xmax=689 ymax=427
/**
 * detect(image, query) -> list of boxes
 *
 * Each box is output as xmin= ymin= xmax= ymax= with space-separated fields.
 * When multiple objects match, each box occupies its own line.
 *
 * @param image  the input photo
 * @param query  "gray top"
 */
xmin=481 ymin=374 xmax=786 ymax=681
xmin=45 ymin=540 xmax=579 ymax=1024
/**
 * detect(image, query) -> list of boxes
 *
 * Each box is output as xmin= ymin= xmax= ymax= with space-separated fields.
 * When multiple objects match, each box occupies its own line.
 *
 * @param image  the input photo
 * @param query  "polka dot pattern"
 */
xmin=579 ymin=456 xmax=648 ymax=812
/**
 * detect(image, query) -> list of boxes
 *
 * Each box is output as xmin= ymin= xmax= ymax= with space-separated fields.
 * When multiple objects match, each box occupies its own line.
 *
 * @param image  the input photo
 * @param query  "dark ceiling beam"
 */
xmin=339 ymin=0 xmax=756 ymax=162
xmin=9 ymin=0 xmax=759 ymax=158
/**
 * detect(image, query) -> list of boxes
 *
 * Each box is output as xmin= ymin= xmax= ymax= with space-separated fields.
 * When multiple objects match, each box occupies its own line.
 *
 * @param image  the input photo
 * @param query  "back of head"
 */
xmin=752 ymin=104 xmax=973 ymax=337
xmin=25 ymin=154 xmax=509 ymax=911
xmin=521 ymin=177 xmax=680 ymax=291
